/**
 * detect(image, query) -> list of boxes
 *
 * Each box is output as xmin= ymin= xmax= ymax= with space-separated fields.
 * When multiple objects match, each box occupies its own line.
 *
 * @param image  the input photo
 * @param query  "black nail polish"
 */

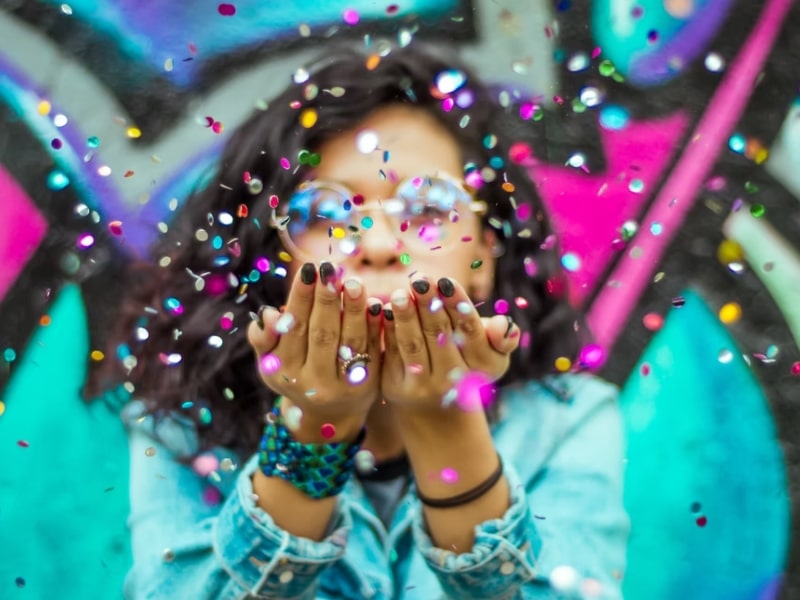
xmin=437 ymin=277 xmax=455 ymax=298
xmin=319 ymin=262 xmax=336 ymax=285
xmin=251 ymin=305 xmax=275 ymax=330
xmin=300 ymin=262 xmax=316 ymax=285
xmin=411 ymin=279 xmax=430 ymax=295
xmin=249 ymin=310 xmax=264 ymax=330
xmin=504 ymin=316 xmax=514 ymax=338
xmin=368 ymin=303 xmax=383 ymax=316
xmin=383 ymin=308 xmax=394 ymax=321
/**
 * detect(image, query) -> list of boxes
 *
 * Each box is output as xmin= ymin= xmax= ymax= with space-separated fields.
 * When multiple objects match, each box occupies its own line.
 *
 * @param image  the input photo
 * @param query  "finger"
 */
xmin=363 ymin=296 xmax=384 ymax=385
xmin=247 ymin=305 xmax=281 ymax=357
xmin=381 ymin=302 xmax=404 ymax=386
xmin=390 ymin=287 xmax=429 ymax=376
xmin=409 ymin=275 xmax=461 ymax=376
xmin=483 ymin=315 xmax=521 ymax=355
xmin=306 ymin=261 xmax=343 ymax=379
xmin=338 ymin=277 xmax=373 ymax=385
xmin=339 ymin=277 xmax=368 ymax=357
xmin=275 ymin=262 xmax=318 ymax=362
xmin=437 ymin=277 xmax=507 ymax=376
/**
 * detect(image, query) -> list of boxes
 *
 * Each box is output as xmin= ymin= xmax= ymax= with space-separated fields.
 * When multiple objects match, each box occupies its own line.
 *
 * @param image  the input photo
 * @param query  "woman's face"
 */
xmin=284 ymin=103 xmax=496 ymax=304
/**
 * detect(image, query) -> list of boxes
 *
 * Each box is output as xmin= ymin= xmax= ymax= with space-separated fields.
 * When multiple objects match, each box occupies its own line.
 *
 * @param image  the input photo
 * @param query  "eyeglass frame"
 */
xmin=269 ymin=171 xmax=489 ymax=259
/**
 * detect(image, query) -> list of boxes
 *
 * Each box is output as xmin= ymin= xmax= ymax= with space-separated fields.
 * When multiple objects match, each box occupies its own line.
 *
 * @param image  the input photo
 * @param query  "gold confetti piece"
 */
xmin=719 ymin=302 xmax=742 ymax=324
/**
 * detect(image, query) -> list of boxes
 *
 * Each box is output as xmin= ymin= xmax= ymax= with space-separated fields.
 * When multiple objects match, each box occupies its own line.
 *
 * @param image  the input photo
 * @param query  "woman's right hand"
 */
xmin=247 ymin=261 xmax=383 ymax=443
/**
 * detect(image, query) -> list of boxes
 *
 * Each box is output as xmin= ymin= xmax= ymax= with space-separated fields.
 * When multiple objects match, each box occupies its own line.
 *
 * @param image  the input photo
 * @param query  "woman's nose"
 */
xmin=355 ymin=210 xmax=404 ymax=267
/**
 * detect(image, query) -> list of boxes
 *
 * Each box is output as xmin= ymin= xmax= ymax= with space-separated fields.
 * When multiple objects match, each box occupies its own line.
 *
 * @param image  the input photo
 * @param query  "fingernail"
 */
xmin=391 ymin=290 xmax=409 ymax=309
xmin=437 ymin=277 xmax=455 ymax=298
xmin=250 ymin=305 xmax=275 ymax=330
xmin=504 ymin=316 xmax=515 ymax=339
xmin=250 ymin=309 xmax=265 ymax=330
xmin=319 ymin=262 xmax=336 ymax=285
xmin=411 ymin=279 xmax=430 ymax=295
xmin=383 ymin=307 xmax=394 ymax=321
xmin=301 ymin=262 xmax=316 ymax=285
xmin=368 ymin=303 xmax=382 ymax=316
xmin=344 ymin=279 xmax=362 ymax=299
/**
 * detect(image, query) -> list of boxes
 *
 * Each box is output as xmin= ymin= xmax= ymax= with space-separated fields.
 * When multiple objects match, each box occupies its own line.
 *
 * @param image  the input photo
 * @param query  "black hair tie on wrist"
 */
xmin=416 ymin=455 xmax=504 ymax=509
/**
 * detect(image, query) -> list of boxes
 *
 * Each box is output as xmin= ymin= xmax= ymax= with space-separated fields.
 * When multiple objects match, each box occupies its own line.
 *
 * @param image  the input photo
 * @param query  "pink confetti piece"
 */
xmin=342 ymin=8 xmax=360 ymax=25
xmin=108 ymin=220 xmax=123 ymax=236
xmin=440 ymin=467 xmax=459 ymax=484
xmin=218 ymin=3 xmax=236 ymax=16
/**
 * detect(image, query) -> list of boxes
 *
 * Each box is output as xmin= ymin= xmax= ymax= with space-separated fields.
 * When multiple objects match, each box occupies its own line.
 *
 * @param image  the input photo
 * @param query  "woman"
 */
xmin=96 ymin=41 xmax=629 ymax=599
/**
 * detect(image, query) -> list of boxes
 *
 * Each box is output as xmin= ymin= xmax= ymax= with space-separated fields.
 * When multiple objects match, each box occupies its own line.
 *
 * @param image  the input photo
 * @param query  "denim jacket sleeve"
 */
xmin=410 ymin=375 xmax=629 ymax=600
xmin=122 ymin=401 xmax=352 ymax=600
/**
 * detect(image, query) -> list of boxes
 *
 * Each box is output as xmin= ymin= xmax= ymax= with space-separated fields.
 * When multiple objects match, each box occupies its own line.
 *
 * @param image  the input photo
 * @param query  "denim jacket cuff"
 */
xmin=213 ymin=453 xmax=351 ymax=598
xmin=412 ymin=461 xmax=541 ymax=599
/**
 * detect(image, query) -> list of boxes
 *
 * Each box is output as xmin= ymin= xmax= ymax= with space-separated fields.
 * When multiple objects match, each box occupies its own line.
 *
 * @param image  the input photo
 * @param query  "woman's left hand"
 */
xmin=380 ymin=275 xmax=521 ymax=411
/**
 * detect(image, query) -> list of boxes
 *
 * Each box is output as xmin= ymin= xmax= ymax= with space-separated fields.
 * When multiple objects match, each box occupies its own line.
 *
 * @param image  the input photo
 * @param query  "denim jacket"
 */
xmin=122 ymin=373 xmax=629 ymax=599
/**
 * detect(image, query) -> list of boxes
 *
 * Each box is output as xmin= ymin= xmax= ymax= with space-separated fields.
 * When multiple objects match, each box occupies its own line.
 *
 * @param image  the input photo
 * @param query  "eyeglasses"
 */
xmin=270 ymin=171 xmax=487 ymax=262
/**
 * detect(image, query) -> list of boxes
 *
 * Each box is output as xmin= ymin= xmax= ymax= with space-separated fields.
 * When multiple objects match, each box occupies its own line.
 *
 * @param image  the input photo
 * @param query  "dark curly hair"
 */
xmin=86 ymin=41 xmax=591 ymax=460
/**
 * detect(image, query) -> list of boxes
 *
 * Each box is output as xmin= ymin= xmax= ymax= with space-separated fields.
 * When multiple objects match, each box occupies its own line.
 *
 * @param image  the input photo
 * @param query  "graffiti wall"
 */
xmin=0 ymin=0 xmax=798 ymax=598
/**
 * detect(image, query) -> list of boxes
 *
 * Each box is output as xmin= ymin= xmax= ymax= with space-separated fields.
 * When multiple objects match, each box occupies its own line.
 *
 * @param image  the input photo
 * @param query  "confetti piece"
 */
xmin=218 ymin=3 xmax=236 ymax=16
xmin=434 ymin=69 xmax=466 ymax=94
xmin=164 ymin=297 xmax=184 ymax=315
xmin=356 ymin=129 xmax=379 ymax=153
xmin=554 ymin=357 xmax=572 ymax=372
xmin=17 ymin=440 xmax=30 ymax=448
xmin=790 ymin=362 xmax=800 ymax=376
xmin=47 ymin=170 xmax=70 ymax=190
xmin=299 ymin=108 xmax=318 ymax=128
xmin=454 ymin=371 xmax=495 ymax=411
xmin=90 ymin=350 xmax=104 ymax=361
xmin=642 ymin=313 xmax=664 ymax=331
xmin=440 ymin=467 xmax=459 ymax=484
xmin=696 ymin=516 xmax=708 ymax=527
xmin=193 ymin=454 xmax=219 ymax=477
xmin=718 ymin=302 xmax=742 ymax=324
xmin=549 ymin=566 xmax=580 ymax=592
xmin=717 ymin=240 xmax=744 ymax=266
xmin=108 ymin=220 xmax=124 ymax=236
xmin=494 ymin=299 xmax=509 ymax=314
xmin=355 ymin=449 xmax=376 ymax=472
xmin=77 ymin=233 xmax=95 ymax=249
xmin=259 ymin=354 xmax=281 ymax=375
xmin=321 ymin=423 xmax=336 ymax=439
xmin=248 ymin=178 xmax=263 ymax=194
xmin=342 ymin=8 xmax=360 ymax=25
xmin=578 ymin=344 xmax=606 ymax=369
